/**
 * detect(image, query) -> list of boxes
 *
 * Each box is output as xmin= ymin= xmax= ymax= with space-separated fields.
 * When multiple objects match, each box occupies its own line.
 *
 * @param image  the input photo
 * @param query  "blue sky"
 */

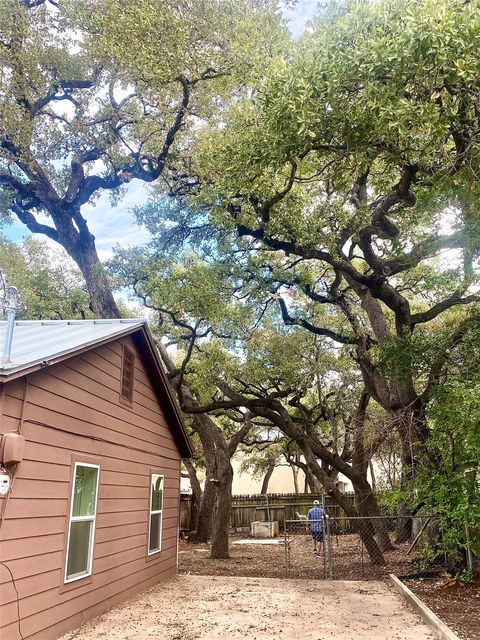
xmin=3 ymin=1 xmax=320 ymax=259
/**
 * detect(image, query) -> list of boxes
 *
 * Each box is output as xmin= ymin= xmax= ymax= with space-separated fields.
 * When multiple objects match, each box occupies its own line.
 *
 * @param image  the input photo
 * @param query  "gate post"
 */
xmin=326 ymin=516 xmax=333 ymax=579
xmin=284 ymin=519 xmax=289 ymax=578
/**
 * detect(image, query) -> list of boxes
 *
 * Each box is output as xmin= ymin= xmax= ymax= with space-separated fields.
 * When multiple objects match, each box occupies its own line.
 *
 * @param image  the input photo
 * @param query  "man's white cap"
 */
xmin=313 ymin=499 xmax=320 ymax=505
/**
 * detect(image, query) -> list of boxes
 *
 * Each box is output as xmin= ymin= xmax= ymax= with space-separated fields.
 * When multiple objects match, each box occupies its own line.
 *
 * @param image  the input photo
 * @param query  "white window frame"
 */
xmin=64 ymin=462 xmax=100 ymax=584
xmin=148 ymin=474 xmax=164 ymax=556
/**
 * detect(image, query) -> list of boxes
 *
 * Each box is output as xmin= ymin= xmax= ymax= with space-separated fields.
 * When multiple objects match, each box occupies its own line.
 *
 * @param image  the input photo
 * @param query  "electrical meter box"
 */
xmin=0 ymin=473 xmax=10 ymax=495
xmin=1 ymin=432 xmax=25 ymax=465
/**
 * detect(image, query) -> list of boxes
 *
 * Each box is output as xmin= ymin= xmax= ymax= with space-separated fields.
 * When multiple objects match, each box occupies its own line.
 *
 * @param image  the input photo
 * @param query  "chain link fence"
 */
xmin=284 ymin=515 xmax=436 ymax=580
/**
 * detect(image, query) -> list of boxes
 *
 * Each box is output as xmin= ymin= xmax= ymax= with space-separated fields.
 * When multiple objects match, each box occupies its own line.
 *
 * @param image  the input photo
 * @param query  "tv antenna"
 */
xmin=0 ymin=270 xmax=19 ymax=365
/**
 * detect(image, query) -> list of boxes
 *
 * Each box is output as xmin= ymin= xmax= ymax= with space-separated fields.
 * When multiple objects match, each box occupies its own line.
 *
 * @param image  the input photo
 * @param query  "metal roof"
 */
xmin=0 ymin=319 xmax=146 ymax=376
xmin=0 ymin=318 xmax=193 ymax=457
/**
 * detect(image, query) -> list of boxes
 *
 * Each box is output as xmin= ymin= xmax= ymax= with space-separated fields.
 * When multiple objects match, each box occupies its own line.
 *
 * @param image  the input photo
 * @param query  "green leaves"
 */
xmin=0 ymin=235 xmax=92 ymax=320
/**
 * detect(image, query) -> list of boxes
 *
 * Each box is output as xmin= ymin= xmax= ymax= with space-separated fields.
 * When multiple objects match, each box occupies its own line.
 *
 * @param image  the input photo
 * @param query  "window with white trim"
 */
xmin=148 ymin=474 xmax=164 ymax=555
xmin=65 ymin=463 xmax=100 ymax=583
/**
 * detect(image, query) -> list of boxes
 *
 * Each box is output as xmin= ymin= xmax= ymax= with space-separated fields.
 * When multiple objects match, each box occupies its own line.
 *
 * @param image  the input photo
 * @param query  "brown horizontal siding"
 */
xmin=0 ymin=335 xmax=183 ymax=639
xmin=1 ymin=555 xmax=177 ymax=639
xmin=67 ymin=354 xmax=165 ymax=418
xmin=14 ymin=459 xmax=71 ymax=483
xmin=3 ymin=498 xmax=68 ymax=520
xmin=2 ymin=492 xmax=179 ymax=556
xmin=1 ymin=525 xmax=178 ymax=606
xmin=1 ymin=530 xmax=178 ymax=612
xmin=1 ymin=508 xmax=177 ymax=548
xmin=12 ymin=419 xmax=180 ymax=466
xmin=4 ymin=383 xmax=178 ymax=455
xmin=21 ymin=440 xmax=180 ymax=475
xmin=1 ymin=551 xmax=64 ymax=582
xmin=1 ymin=515 xmax=67 ymax=541
xmin=80 ymin=340 xmax=176 ymax=417
xmin=42 ymin=362 xmax=173 ymax=434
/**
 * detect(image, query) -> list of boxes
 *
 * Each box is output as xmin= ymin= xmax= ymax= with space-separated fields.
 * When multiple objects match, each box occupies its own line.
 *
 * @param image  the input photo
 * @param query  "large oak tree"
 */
xmin=165 ymin=0 xmax=480 ymax=507
xmin=0 ymin=0 xmax=288 ymax=316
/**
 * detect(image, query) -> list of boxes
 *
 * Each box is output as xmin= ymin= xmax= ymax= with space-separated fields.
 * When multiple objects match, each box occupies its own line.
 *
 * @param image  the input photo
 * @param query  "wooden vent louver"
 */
xmin=120 ymin=345 xmax=135 ymax=403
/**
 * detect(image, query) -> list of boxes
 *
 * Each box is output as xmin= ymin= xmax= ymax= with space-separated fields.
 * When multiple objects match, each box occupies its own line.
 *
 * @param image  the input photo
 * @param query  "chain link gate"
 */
xmin=284 ymin=515 xmax=435 ymax=580
xmin=284 ymin=517 xmax=330 ymax=578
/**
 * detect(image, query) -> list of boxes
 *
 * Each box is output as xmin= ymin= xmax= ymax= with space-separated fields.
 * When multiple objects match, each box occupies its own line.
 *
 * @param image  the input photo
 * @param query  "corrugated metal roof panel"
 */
xmin=0 ymin=319 xmax=146 ymax=376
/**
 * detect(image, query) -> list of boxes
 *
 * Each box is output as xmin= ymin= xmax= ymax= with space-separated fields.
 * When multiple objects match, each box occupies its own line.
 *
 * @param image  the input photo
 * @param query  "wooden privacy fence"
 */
xmin=179 ymin=492 xmax=357 ymax=535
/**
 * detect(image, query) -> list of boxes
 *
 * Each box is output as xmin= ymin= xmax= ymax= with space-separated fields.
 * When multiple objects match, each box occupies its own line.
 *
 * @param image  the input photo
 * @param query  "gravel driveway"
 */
xmin=60 ymin=575 xmax=435 ymax=640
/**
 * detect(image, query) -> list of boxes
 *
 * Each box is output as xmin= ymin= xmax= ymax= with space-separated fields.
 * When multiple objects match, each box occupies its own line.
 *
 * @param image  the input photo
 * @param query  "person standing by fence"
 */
xmin=307 ymin=499 xmax=326 ymax=556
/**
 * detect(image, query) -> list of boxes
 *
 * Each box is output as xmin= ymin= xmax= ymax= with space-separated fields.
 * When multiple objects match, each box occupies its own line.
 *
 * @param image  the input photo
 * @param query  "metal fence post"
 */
xmin=465 ymin=523 xmax=474 ymax=574
xmin=323 ymin=515 xmax=327 ymax=578
xmin=326 ymin=516 xmax=332 ymax=578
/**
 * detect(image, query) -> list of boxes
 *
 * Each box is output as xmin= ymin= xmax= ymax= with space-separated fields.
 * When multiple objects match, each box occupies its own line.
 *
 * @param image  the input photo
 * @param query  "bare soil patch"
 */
xmin=60 ymin=575 xmax=435 ymax=640
xmin=404 ymin=572 xmax=480 ymax=640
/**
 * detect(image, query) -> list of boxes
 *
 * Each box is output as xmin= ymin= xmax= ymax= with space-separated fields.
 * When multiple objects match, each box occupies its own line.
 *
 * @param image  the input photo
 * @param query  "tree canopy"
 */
xmin=2 ymin=0 xmax=479 ymax=566
xmin=0 ymin=0 xmax=288 ymax=315
xmin=0 ymin=235 xmax=92 ymax=319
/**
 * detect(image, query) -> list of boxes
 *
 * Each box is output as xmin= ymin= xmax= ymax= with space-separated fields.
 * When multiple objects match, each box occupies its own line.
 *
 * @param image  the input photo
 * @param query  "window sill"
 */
xmin=146 ymin=548 xmax=163 ymax=561
xmin=59 ymin=572 xmax=94 ymax=594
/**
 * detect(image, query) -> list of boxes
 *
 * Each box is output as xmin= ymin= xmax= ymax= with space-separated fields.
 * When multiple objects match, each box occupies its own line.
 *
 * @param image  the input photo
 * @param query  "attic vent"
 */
xmin=120 ymin=345 xmax=135 ymax=403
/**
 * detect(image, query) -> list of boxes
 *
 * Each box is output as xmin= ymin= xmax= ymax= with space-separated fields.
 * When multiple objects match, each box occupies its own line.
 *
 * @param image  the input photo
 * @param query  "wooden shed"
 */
xmin=0 ymin=319 xmax=192 ymax=640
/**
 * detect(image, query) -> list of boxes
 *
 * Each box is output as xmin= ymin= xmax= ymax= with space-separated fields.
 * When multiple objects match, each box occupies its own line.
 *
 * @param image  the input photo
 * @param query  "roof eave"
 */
xmin=131 ymin=325 xmax=193 ymax=459
xmin=0 ymin=322 xmax=145 ymax=382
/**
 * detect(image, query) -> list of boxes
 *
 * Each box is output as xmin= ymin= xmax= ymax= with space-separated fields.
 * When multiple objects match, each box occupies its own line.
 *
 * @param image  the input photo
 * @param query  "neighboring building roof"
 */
xmin=0 ymin=319 xmax=192 ymax=457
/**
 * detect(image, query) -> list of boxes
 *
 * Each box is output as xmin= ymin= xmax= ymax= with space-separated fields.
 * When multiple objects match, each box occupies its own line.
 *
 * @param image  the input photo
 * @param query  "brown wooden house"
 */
xmin=0 ymin=319 xmax=192 ymax=640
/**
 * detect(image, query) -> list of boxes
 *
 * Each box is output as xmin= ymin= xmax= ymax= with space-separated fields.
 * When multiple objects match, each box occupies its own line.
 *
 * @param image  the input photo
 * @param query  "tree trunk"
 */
xmin=210 ymin=448 xmax=233 ymax=559
xmin=350 ymin=389 xmax=394 ymax=552
xmin=369 ymin=460 xmax=376 ymax=493
xmin=67 ymin=228 xmax=121 ymax=319
xmin=184 ymin=458 xmax=202 ymax=535
xmin=393 ymin=402 xmax=429 ymax=542
xmin=354 ymin=479 xmax=395 ymax=552
xmin=261 ymin=463 xmax=275 ymax=494
xmin=192 ymin=471 xmax=216 ymax=543
xmin=304 ymin=466 xmax=318 ymax=493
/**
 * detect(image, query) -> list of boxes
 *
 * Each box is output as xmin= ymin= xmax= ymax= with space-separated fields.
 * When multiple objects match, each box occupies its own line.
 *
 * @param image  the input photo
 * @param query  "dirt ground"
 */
xmin=404 ymin=572 xmax=480 ymax=640
xmin=178 ymin=534 xmax=414 ymax=581
xmin=177 ymin=536 xmax=478 ymax=640
xmin=61 ymin=575 xmax=435 ymax=640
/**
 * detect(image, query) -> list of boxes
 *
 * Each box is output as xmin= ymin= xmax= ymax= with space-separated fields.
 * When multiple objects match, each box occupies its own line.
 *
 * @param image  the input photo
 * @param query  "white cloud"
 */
xmin=284 ymin=0 xmax=319 ymax=38
xmin=81 ymin=181 xmax=152 ymax=260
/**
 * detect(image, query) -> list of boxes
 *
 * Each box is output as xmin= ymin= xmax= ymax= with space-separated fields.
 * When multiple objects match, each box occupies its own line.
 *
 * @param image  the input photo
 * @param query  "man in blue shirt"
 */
xmin=307 ymin=499 xmax=326 ymax=556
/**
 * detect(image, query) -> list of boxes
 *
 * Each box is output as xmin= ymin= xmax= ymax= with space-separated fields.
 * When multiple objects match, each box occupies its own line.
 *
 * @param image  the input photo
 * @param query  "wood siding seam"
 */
xmin=19 ymin=440 xmax=181 ymax=465
xmin=23 ymin=420 xmax=180 ymax=460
